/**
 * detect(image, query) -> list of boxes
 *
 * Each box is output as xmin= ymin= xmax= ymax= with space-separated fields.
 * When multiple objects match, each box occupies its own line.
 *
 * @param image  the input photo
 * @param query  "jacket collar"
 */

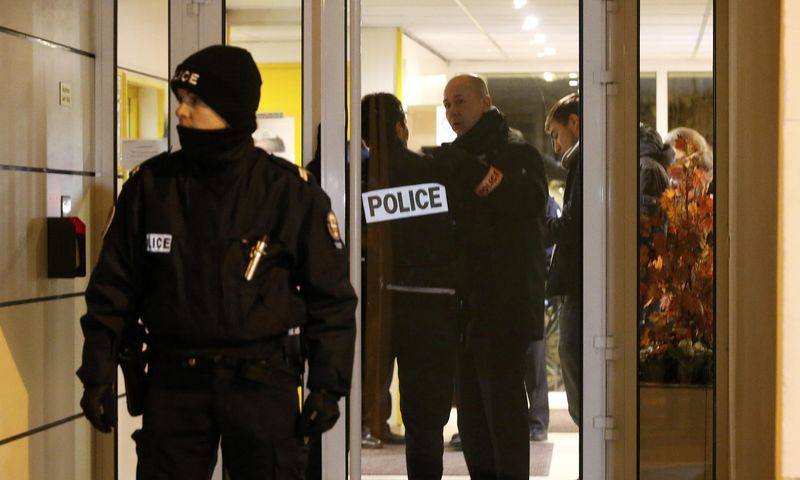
xmin=562 ymin=141 xmax=581 ymax=170
xmin=176 ymin=126 xmax=255 ymax=176
xmin=451 ymin=107 xmax=508 ymax=154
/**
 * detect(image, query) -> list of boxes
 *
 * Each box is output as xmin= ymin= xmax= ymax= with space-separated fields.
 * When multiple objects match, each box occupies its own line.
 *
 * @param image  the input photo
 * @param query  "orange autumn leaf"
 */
xmin=638 ymin=159 xmax=715 ymax=360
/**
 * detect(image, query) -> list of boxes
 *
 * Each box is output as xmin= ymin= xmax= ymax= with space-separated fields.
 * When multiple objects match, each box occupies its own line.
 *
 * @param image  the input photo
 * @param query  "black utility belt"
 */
xmin=150 ymin=352 xmax=302 ymax=386
xmin=150 ymin=352 xmax=276 ymax=371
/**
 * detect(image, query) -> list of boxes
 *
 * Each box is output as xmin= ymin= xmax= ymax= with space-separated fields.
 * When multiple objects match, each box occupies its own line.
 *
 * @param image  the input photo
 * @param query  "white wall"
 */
xmin=233 ymin=41 xmax=301 ymax=63
xmin=361 ymin=28 xmax=398 ymax=96
xmin=401 ymin=33 xmax=448 ymax=106
xmin=782 ymin=0 xmax=800 ymax=477
xmin=118 ymin=0 xmax=168 ymax=78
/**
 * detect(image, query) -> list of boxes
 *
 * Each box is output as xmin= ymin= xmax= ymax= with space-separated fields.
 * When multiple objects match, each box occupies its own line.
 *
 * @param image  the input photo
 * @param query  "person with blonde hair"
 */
xmin=664 ymin=127 xmax=713 ymax=171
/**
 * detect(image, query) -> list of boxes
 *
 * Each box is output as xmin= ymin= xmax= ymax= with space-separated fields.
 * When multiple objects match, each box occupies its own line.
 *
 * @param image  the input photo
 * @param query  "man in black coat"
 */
xmin=77 ymin=45 xmax=356 ymax=480
xmin=544 ymin=93 xmax=582 ymax=427
xmin=443 ymin=74 xmax=548 ymax=479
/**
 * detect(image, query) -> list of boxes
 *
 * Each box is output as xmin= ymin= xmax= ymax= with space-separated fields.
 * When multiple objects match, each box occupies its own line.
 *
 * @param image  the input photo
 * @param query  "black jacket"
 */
xmin=546 ymin=142 xmax=581 ymax=297
xmin=450 ymin=108 xmax=549 ymax=342
xmin=380 ymin=143 xmax=487 ymax=290
xmin=639 ymin=137 xmax=673 ymax=217
xmin=77 ymin=134 xmax=357 ymax=396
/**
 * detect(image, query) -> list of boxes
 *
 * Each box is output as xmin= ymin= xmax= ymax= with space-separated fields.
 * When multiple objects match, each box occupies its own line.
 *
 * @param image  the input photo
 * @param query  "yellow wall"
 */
xmin=118 ymin=70 xmax=167 ymax=141
xmin=0 ymin=332 xmax=29 ymax=479
xmin=257 ymin=63 xmax=303 ymax=165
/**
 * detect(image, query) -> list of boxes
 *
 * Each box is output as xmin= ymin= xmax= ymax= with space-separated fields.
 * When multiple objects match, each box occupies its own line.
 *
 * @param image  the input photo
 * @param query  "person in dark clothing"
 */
xmin=524 ymin=339 xmax=550 ymax=441
xmin=443 ymin=74 xmax=549 ymax=480
xmin=76 ymin=45 xmax=356 ymax=480
xmin=524 ymin=195 xmax=562 ymax=443
xmin=361 ymin=92 xmax=491 ymax=479
xmin=639 ymin=122 xmax=674 ymax=216
xmin=544 ymin=92 xmax=582 ymax=427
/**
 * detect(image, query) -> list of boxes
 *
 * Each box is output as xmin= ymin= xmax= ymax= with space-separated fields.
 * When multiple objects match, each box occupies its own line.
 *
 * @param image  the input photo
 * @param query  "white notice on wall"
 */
xmin=362 ymin=183 xmax=449 ymax=224
xmin=120 ymin=139 xmax=168 ymax=170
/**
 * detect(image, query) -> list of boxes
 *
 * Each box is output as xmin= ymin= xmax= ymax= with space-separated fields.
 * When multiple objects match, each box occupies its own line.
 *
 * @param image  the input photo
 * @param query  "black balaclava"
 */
xmin=170 ymin=45 xmax=262 ymax=155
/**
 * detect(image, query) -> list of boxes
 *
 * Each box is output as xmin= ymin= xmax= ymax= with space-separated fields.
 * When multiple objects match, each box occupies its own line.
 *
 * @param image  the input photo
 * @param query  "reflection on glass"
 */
xmin=638 ymin=1 xmax=715 ymax=479
xmin=116 ymin=71 xmax=169 ymax=190
xmin=640 ymin=73 xmax=657 ymax=132
xmin=226 ymin=2 xmax=303 ymax=166
xmin=668 ymin=73 xmax=714 ymax=146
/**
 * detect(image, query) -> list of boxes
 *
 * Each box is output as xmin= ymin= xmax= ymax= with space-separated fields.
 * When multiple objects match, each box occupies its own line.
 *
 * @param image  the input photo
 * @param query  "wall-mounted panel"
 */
xmin=0 ymin=0 xmax=94 ymax=54
xmin=0 ymin=34 xmax=95 ymax=173
xmin=0 ymin=170 xmax=94 ymax=304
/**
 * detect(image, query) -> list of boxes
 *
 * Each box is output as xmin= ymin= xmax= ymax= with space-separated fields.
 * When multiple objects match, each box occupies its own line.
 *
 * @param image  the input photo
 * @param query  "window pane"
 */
xmin=639 ymin=2 xmax=716 ymax=479
xmin=357 ymin=1 xmax=580 ymax=478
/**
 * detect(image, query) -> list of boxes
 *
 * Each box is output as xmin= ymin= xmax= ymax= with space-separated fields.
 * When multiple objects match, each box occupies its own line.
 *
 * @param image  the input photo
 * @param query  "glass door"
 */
xmin=117 ymin=0 xmax=733 ymax=478
xmin=156 ymin=1 xmax=626 ymax=479
xmin=637 ymin=1 xmax=716 ymax=478
xmin=349 ymin=1 xmax=603 ymax=479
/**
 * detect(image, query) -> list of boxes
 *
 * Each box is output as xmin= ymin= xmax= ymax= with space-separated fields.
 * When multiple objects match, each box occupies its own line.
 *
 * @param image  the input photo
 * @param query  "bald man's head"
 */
xmin=443 ymin=74 xmax=492 ymax=136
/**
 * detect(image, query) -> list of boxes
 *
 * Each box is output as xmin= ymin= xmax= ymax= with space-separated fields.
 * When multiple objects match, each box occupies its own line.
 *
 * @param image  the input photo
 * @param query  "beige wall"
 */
xmin=728 ymin=0 xmax=781 ymax=478
xmin=781 ymin=1 xmax=800 ymax=478
xmin=401 ymin=32 xmax=448 ymax=107
xmin=117 ymin=0 xmax=168 ymax=78
xmin=0 ymin=0 xmax=98 ymax=478
xmin=361 ymin=27 xmax=399 ymax=97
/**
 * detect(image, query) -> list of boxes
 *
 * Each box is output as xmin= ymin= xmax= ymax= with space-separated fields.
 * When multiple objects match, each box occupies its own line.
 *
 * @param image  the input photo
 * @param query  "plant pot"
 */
xmin=640 ymin=355 xmax=669 ymax=383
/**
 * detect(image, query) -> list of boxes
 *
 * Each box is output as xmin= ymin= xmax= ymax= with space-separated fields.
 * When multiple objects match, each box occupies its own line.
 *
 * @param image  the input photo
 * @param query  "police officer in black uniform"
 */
xmin=442 ymin=74 xmax=548 ymax=479
xmin=361 ymin=92 xmax=491 ymax=479
xmin=77 ymin=45 xmax=356 ymax=480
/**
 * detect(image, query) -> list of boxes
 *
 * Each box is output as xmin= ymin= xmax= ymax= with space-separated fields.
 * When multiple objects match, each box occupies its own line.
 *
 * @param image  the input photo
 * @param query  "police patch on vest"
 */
xmin=361 ymin=183 xmax=448 ymax=224
xmin=474 ymin=165 xmax=504 ymax=197
xmin=326 ymin=212 xmax=343 ymax=249
xmin=146 ymin=234 xmax=173 ymax=253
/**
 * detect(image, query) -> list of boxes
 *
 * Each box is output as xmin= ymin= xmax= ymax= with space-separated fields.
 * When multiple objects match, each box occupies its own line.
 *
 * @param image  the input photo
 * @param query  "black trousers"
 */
xmin=524 ymin=338 xmax=549 ymax=430
xmin=134 ymin=357 xmax=305 ymax=480
xmin=456 ymin=329 xmax=529 ymax=480
xmin=393 ymin=291 xmax=458 ymax=480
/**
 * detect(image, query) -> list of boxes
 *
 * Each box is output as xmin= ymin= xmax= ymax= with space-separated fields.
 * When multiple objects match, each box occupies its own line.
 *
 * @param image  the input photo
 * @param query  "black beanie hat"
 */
xmin=170 ymin=45 xmax=262 ymax=133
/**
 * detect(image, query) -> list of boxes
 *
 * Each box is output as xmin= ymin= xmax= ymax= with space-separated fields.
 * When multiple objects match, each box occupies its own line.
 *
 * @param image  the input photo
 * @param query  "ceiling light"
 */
xmin=514 ymin=0 xmax=527 ymax=8
xmin=522 ymin=16 xmax=539 ymax=30
xmin=528 ymin=34 xmax=547 ymax=45
xmin=569 ymin=80 xmax=579 ymax=87
xmin=543 ymin=72 xmax=554 ymax=82
xmin=569 ymin=72 xmax=579 ymax=79
xmin=544 ymin=47 xmax=556 ymax=56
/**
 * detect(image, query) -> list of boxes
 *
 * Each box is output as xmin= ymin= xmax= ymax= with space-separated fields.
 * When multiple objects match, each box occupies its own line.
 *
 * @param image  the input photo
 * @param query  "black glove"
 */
xmin=299 ymin=390 xmax=340 ymax=440
xmin=80 ymin=384 xmax=116 ymax=433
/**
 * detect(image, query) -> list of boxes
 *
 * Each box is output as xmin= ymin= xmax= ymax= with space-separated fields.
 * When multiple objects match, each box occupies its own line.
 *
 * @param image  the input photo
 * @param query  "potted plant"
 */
xmin=639 ymin=160 xmax=714 ymax=384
